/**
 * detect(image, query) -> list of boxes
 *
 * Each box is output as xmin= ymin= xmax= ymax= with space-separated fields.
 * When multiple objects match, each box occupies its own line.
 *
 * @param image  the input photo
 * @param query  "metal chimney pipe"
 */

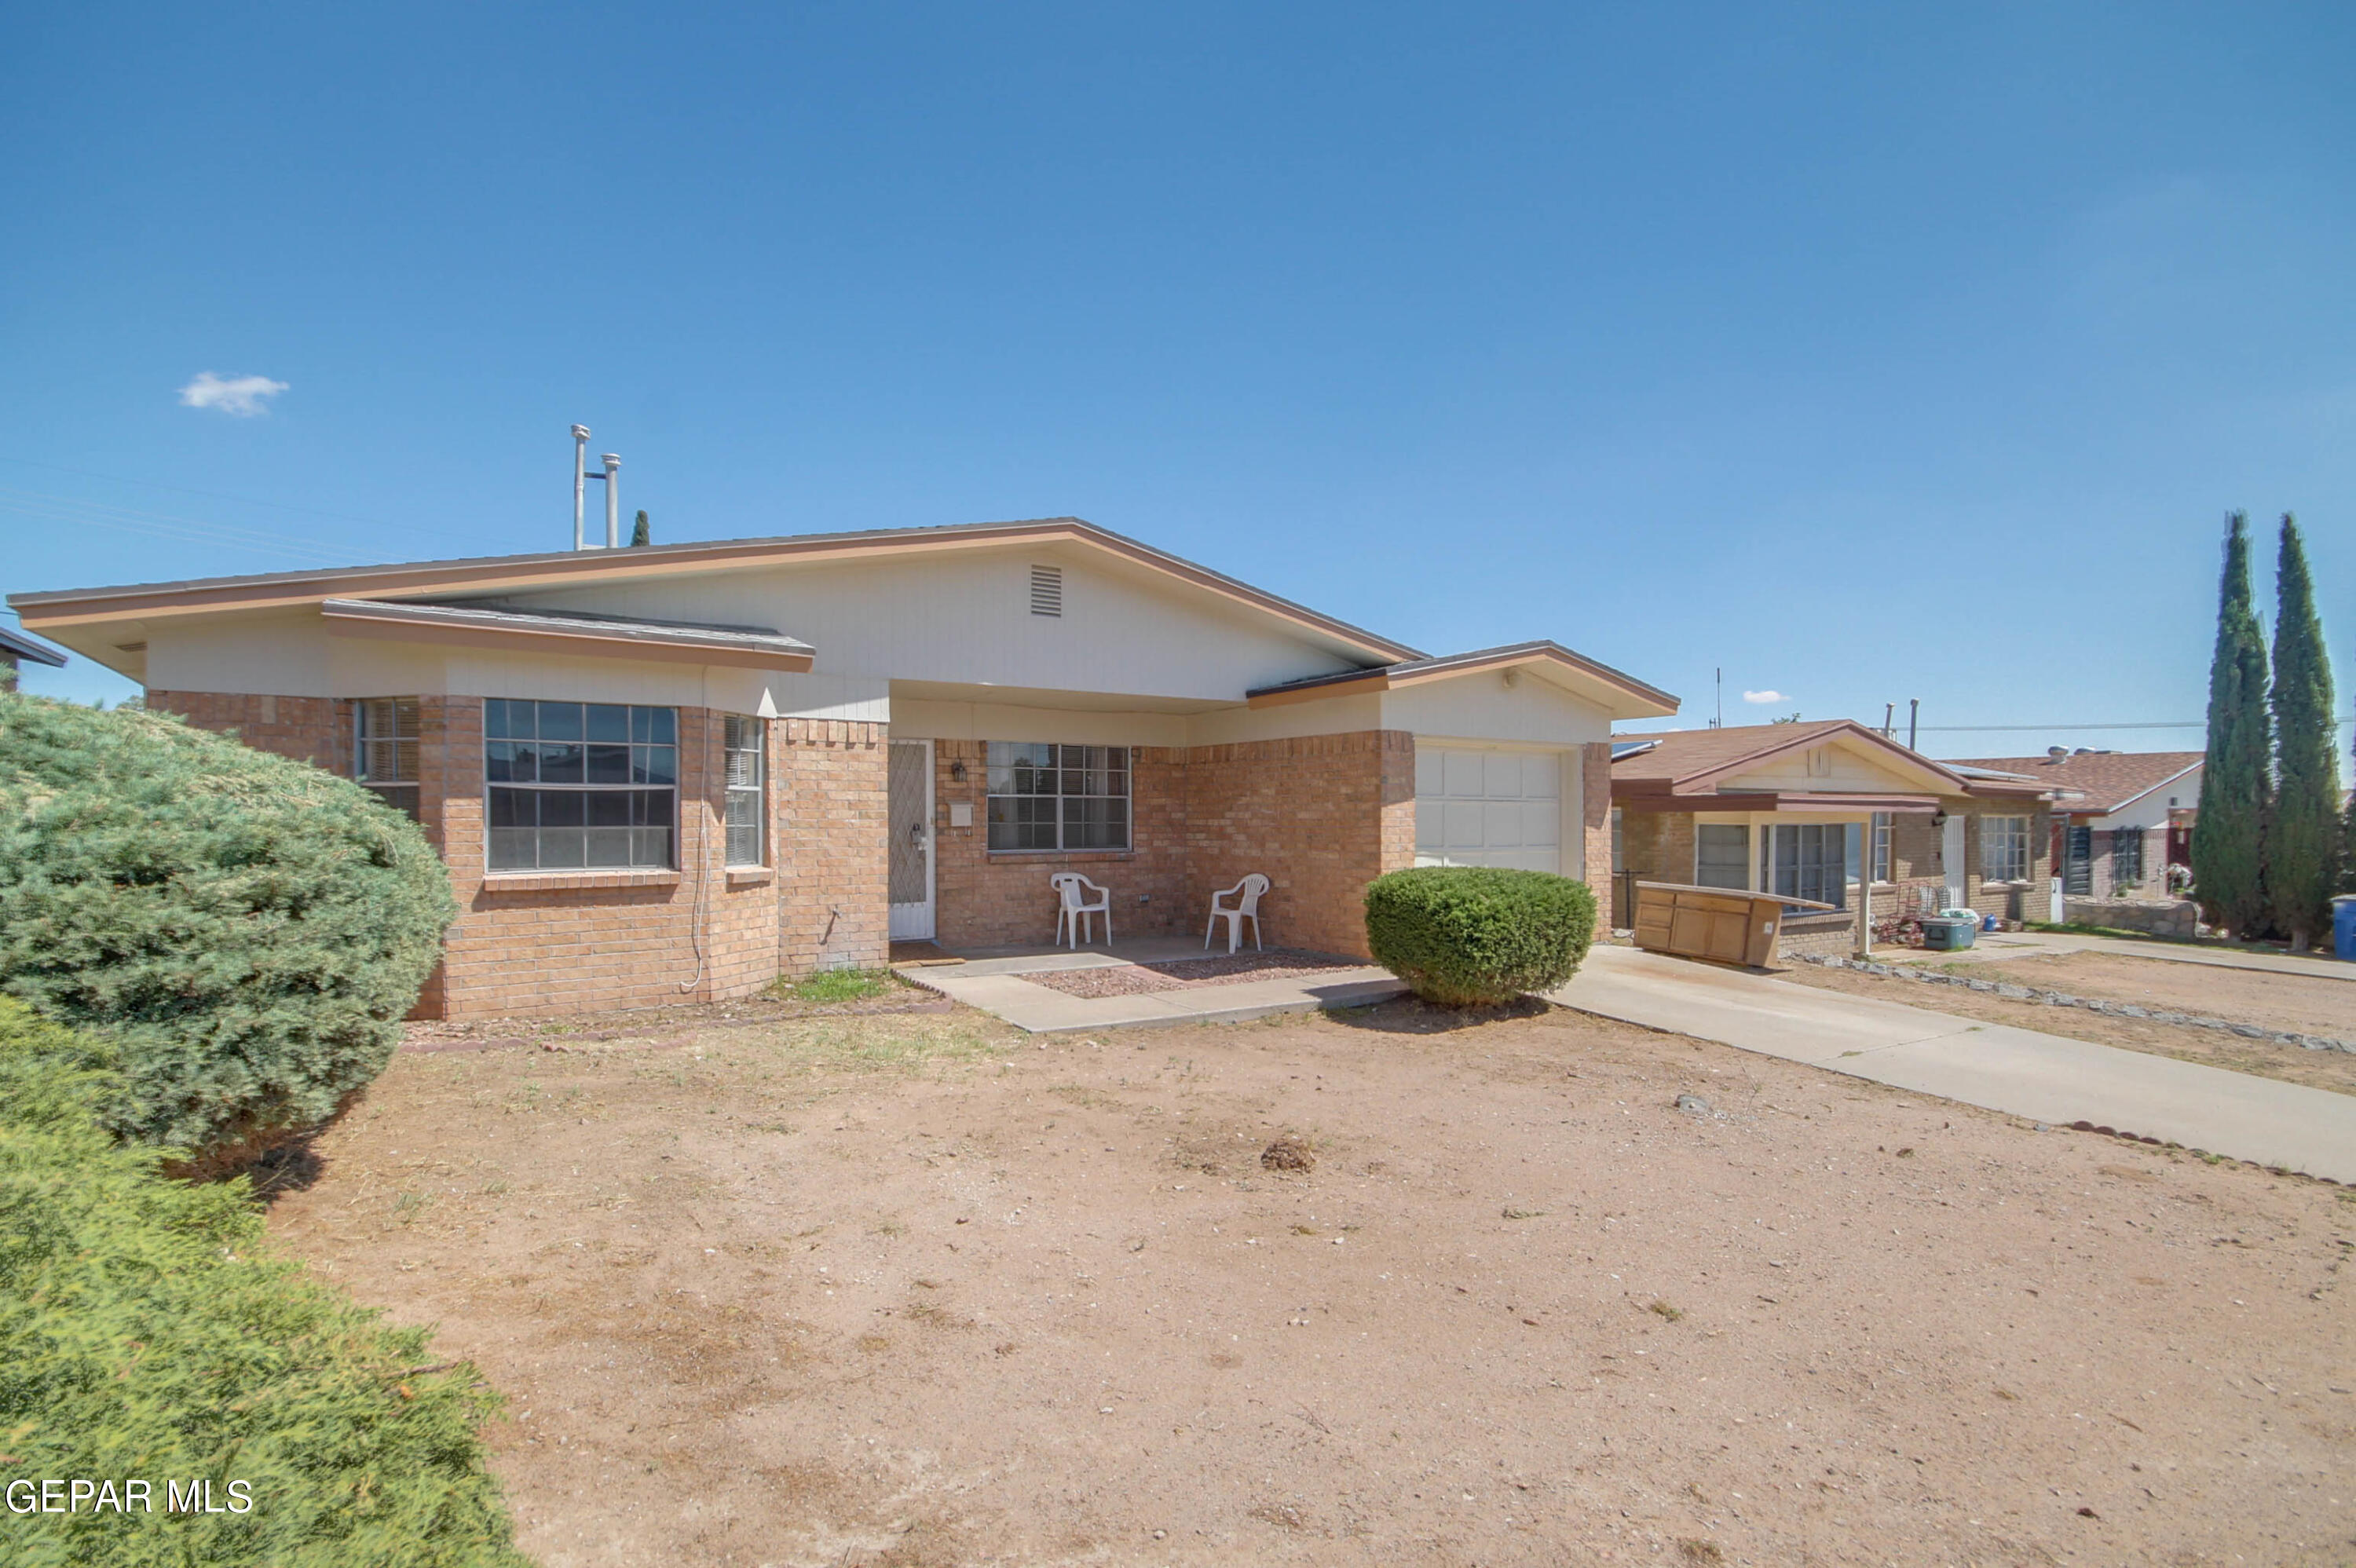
xmin=602 ymin=454 xmax=620 ymax=548
xmin=572 ymin=426 xmax=591 ymax=550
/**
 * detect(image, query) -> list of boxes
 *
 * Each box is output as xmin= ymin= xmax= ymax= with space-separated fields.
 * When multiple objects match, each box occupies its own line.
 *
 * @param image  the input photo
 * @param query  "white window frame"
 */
xmin=1871 ymin=811 xmax=1893 ymax=883
xmin=986 ymin=742 xmax=1130 ymax=852
xmin=723 ymin=715 xmax=766 ymax=868
xmin=1981 ymin=815 xmax=2030 ymax=883
xmin=353 ymin=698 xmax=422 ymax=820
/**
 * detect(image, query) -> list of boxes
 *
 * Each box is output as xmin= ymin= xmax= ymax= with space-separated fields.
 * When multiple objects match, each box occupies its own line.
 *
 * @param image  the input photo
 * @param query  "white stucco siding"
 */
xmin=144 ymin=613 xmax=887 ymax=718
xmin=1720 ymin=738 xmax=1944 ymax=795
xmin=2088 ymin=770 xmax=2200 ymax=831
xmin=1379 ymin=671 xmax=1613 ymax=747
xmin=499 ymin=546 xmax=1367 ymax=702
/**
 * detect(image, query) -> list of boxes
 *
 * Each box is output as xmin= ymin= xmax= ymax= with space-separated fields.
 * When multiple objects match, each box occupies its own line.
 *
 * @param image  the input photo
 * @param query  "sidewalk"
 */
xmin=1555 ymin=945 xmax=2356 ymax=1182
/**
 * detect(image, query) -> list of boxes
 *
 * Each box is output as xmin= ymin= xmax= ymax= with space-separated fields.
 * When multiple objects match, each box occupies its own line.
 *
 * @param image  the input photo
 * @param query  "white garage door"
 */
xmin=1414 ymin=747 xmax=1562 ymax=872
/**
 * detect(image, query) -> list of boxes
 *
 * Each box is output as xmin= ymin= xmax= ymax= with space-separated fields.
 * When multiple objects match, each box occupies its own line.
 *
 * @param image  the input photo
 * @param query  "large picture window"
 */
xmin=723 ymin=715 xmax=765 ymax=867
xmin=485 ymin=699 xmax=677 ymax=871
xmin=986 ymin=742 xmax=1129 ymax=852
xmin=1767 ymin=823 xmax=1847 ymax=909
xmin=1981 ymin=815 xmax=2030 ymax=883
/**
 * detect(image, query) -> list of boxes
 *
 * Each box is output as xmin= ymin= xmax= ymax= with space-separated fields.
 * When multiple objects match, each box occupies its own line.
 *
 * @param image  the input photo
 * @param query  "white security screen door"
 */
xmin=887 ymin=739 xmax=935 ymax=940
xmin=1414 ymin=747 xmax=1562 ymax=872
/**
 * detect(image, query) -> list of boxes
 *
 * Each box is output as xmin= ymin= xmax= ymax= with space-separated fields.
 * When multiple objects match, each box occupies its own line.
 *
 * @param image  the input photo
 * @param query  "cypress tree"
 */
xmin=631 ymin=508 xmax=652 ymax=547
xmin=2190 ymin=512 xmax=2272 ymax=937
xmin=2268 ymin=514 xmax=2341 ymax=945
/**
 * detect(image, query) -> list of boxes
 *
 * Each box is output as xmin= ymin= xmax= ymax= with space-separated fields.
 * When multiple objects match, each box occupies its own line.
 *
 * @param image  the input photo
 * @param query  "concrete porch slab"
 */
xmin=895 ymin=945 xmax=1405 ymax=1033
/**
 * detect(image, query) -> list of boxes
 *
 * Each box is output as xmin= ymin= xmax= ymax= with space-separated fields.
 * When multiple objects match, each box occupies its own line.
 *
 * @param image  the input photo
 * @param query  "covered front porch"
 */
xmin=880 ymin=679 xmax=1416 ymax=961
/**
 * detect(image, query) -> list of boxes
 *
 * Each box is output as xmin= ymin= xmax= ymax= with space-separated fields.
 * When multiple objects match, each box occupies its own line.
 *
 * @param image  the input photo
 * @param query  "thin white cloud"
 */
xmin=178 ymin=372 xmax=289 ymax=418
xmin=1741 ymin=689 xmax=1788 ymax=704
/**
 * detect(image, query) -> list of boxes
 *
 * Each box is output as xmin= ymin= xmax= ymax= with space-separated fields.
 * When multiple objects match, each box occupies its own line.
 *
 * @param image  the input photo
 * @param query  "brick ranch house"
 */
xmin=12 ymin=518 xmax=1676 ymax=1018
xmin=1945 ymin=749 xmax=2203 ymax=901
xmin=1608 ymin=722 xmax=2063 ymax=956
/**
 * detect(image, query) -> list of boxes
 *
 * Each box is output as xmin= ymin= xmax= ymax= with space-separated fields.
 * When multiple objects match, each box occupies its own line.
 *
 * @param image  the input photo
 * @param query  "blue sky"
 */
xmin=4 ymin=3 xmax=2351 ymax=758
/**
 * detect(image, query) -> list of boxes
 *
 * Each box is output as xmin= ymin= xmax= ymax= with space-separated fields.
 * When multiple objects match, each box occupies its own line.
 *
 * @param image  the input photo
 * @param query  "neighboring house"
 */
xmin=1946 ymin=749 xmax=2203 ymax=901
xmin=10 ymin=517 xmax=1676 ymax=1018
xmin=0 ymin=623 xmax=67 ymax=689
xmin=1609 ymin=722 xmax=2062 ymax=949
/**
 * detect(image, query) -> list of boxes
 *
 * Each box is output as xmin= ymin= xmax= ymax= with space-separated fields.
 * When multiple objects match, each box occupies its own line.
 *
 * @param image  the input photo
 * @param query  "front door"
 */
xmin=1941 ymin=813 xmax=1966 ymax=908
xmin=887 ymin=739 xmax=935 ymax=941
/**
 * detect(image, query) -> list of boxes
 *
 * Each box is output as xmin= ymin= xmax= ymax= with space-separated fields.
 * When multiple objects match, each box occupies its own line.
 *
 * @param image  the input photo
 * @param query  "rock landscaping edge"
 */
xmin=1794 ymin=953 xmax=2356 ymax=1057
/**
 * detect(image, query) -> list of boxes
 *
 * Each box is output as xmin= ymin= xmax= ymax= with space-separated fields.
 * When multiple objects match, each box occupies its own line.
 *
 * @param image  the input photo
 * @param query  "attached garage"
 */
xmin=1414 ymin=746 xmax=1566 ymax=873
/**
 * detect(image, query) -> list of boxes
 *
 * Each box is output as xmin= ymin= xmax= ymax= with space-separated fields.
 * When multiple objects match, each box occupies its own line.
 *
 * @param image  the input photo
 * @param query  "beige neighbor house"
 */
xmin=10 ymin=517 xmax=1676 ymax=1018
xmin=1608 ymin=722 xmax=2062 ymax=957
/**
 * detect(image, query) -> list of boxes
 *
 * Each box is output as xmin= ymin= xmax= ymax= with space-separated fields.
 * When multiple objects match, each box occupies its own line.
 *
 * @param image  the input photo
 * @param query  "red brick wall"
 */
xmin=1579 ymin=742 xmax=1611 ymax=896
xmin=772 ymin=719 xmax=891 ymax=977
xmin=149 ymin=691 xmax=345 ymax=769
xmin=154 ymin=691 xmax=888 ymax=1019
xmin=1180 ymin=730 xmax=1415 ymax=959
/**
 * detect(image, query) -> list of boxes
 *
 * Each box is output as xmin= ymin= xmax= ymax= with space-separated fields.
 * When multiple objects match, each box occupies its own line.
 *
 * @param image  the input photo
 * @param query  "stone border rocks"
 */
xmin=1795 ymin=954 xmax=2356 ymax=1057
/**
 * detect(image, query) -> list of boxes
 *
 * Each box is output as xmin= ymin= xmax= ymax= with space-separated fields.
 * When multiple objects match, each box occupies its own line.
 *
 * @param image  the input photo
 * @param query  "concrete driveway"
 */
xmin=1553 ymin=945 xmax=2356 ymax=1182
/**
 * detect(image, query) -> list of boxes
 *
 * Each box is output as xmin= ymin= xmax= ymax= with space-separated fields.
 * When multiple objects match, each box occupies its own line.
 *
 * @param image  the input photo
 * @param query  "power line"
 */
xmin=1912 ymin=721 xmax=2204 ymax=732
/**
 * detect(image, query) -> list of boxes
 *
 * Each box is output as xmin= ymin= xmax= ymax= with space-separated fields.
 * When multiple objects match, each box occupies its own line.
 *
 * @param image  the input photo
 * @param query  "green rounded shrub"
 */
xmin=0 ymin=998 xmax=525 ymax=1566
xmin=0 ymin=695 xmax=455 ymax=1164
xmin=1364 ymin=865 xmax=1598 ymax=1006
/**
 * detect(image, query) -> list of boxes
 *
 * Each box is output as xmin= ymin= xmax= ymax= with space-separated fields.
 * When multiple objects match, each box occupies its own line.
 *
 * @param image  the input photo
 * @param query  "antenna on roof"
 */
xmin=569 ymin=425 xmax=621 ymax=550
xmin=1713 ymin=667 xmax=1722 ymax=729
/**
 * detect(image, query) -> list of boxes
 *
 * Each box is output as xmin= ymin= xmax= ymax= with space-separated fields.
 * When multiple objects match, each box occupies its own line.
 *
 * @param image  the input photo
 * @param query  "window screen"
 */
xmin=484 ymin=700 xmax=677 ymax=871
xmin=723 ymin=715 xmax=765 ymax=867
xmin=1694 ymin=824 xmax=1749 ymax=889
xmin=2111 ymin=828 xmax=2143 ymax=887
xmin=1769 ymin=823 xmax=1847 ymax=909
xmin=354 ymin=698 xmax=421 ymax=820
xmin=1981 ymin=816 xmax=2030 ymax=883
xmin=986 ymin=742 xmax=1129 ymax=851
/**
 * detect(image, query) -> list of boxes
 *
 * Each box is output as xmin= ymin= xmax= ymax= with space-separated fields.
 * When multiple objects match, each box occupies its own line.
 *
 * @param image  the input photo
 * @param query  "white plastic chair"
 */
xmin=1051 ymin=872 xmax=1112 ymax=948
xmin=1204 ymin=873 xmax=1270 ymax=954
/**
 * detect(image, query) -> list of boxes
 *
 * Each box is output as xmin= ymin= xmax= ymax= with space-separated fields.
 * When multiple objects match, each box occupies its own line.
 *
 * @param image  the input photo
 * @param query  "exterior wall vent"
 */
xmin=1029 ymin=565 xmax=1063 ymax=617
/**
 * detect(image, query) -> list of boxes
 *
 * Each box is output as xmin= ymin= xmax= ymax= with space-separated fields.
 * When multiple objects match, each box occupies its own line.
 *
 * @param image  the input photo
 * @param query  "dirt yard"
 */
xmin=1952 ymin=951 xmax=2356 ymax=1040
xmin=266 ymin=993 xmax=2356 ymax=1567
xmin=1775 ymin=959 xmax=2356 ymax=1098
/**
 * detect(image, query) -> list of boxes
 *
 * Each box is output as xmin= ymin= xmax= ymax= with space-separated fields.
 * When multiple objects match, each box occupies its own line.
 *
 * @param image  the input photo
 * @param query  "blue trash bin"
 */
xmin=2334 ymin=896 xmax=2356 ymax=962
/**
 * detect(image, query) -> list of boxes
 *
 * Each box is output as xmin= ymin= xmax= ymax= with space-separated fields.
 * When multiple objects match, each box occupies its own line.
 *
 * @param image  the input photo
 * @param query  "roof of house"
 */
xmin=1610 ymin=721 xmax=2058 ymax=802
xmin=8 ymin=517 xmax=1423 ymax=665
xmin=10 ymin=516 xmax=1679 ymax=716
xmin=0 ymin=623 xmax=67 ymax=668
xmin=1943 ymin=751 xmax=2204 ymax=814
xmin=319 ymin=598 xmax=816 ymax=671
xmin=1245 ymin=640 xmax=1678 ymax=721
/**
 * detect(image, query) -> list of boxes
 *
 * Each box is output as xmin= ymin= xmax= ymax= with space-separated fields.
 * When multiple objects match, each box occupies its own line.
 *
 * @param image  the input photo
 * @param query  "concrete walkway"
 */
xmin=894 ymin=938 xmax=1405 ymax=1033
xmin=1554 ymin=946 xmax=2356 ymax=1182
xmin=1890 ymin=929 xmax=2356 ymax=982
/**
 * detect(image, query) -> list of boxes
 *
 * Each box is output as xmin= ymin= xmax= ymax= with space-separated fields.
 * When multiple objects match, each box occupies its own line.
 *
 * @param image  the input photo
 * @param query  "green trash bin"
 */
xmin=1921 ymin=914 xmax=1977 ymax=952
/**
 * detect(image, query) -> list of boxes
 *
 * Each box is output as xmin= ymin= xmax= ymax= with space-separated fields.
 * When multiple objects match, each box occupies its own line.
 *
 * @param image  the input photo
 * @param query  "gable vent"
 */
xmin=1028 ymin=564 xmax=1063 ymax=617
